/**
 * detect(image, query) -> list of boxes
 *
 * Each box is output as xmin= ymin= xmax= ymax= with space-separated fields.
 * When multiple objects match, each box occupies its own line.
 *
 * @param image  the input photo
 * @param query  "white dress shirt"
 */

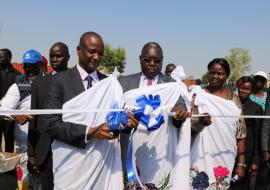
xmin=139 ymin=73 xmax=159 ymax=88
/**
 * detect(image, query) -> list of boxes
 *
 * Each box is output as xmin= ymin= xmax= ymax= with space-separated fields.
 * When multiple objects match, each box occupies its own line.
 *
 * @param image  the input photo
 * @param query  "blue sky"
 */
xmin=0 ymin=0 xmax=269 ymax=78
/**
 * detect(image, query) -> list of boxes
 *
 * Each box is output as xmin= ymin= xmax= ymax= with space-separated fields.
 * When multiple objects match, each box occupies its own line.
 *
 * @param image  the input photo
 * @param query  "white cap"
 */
xmin=254 ymin=71 xmax=268 ymax=80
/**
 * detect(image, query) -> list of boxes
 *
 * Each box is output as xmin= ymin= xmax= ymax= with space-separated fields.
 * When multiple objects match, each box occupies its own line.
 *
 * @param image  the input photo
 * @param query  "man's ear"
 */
xmin=77 ymin=46 xmax=81 ymax=56
xmin=67 ymin=54 xmax=70 ymax=61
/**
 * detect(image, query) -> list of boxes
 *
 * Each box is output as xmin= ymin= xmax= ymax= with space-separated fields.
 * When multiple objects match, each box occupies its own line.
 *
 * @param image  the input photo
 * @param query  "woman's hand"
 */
xmin=171 ymin=105 xmax=191 ymax=120
xmin=234 ymin=164 xmax=246 ymax=181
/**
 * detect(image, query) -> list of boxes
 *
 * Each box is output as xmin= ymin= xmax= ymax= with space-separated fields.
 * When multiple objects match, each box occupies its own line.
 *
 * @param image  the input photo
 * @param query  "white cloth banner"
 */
xmin=52 ymin=76 xmax=124 ymax=190
xmin=190 ymin=86 xmax=241 ymax=183
xmin=124 ymin=82 xmax=191 ymax=189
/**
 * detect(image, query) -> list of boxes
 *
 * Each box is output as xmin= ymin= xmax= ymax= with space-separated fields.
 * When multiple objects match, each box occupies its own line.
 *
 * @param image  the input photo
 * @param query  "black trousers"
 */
xmin=0 ymin=169 xmax=17 ymax=190
xmin=39 ymin=152 xmax=54 ymax=190
xmin=256 ymin=156 xmax=270 ymax=190
xmin=0 ymin=120 xmax=15 ymax=152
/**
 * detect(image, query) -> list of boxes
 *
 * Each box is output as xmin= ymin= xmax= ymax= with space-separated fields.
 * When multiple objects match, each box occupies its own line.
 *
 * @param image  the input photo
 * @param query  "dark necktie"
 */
xmin=86 ymin=75 xmax=93 ymax=89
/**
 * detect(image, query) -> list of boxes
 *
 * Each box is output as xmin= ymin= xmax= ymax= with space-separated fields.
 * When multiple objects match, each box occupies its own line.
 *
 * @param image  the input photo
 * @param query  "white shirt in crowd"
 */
xmin=0 ymin=83 xmax=31 ymax=153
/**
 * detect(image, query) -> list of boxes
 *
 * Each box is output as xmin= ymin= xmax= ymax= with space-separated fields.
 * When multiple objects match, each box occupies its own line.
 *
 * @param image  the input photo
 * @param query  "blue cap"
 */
xmin=22 ymin=49 xmax=42 ymax=64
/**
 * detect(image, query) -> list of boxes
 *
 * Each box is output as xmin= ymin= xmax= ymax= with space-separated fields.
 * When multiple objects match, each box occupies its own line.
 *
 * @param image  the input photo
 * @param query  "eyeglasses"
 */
xmin=141 ymin=57 xmax=163 ymax=64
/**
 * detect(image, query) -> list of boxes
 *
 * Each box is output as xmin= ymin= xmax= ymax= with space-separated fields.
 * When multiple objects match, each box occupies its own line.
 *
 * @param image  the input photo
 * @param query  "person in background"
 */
xmin=195 ymin=78 xmax=202 ymax=86
xmin=0 ymin=48 xmax=20 ymax=153
xmin=164 ymin=63 xmax=176 ymax=76
xmin=230 ymin=76 xmax=263 ymax=190
xmin=41 ymin=56 xmax=48 ymax=74
xmin=27 ymin=42 xmax=70 ymax=190
xmin=0 ymin=49 xmax=43 ymax=189
xmin=49 ymin=42 xmax=69 ymax=74
xmin=0 ymin=48 xmax=20 ymax=190
xmin=250 ymin=71 xmax=268 ymax=112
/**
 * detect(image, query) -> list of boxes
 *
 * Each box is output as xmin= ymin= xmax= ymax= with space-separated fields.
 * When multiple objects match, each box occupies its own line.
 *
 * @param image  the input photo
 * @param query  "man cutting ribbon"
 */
xmin=42 ymin=32 xmax=138 ymax=190
xmin=118 ymin=42 xmax=191 ymax=189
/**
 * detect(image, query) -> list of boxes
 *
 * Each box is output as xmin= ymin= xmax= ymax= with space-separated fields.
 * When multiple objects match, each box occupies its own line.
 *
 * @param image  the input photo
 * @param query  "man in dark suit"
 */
xmin=43 ymin=33 xmax=140 ymax=189
xmin=27 ymin=42 xmax=70 ymax=190
xmin=119 ymin=42 xmax=189 ymax=123
xmin=118 ymin=42 xmax=190 ymax=180
xmin=0 ymin=48 xmax=19 ymax=152
xmin=43 ymin=31 xmax=119 ymax=149
xmin=42 ymin=31 xmax=141 ymax=157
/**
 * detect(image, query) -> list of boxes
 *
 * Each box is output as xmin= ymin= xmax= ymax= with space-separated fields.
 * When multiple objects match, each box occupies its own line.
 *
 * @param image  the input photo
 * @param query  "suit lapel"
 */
xmin=97 ymin=70 xmax=108 ymax=81
xmin=68 ymin=66 xmax=85 ymax=94
xmin=157 ymin=73 xmax=170 ymax=84
xmin=130 ymin=73 xmax=141 ymax=90
xmin=68 ymin=68 xmax=107 ymax=95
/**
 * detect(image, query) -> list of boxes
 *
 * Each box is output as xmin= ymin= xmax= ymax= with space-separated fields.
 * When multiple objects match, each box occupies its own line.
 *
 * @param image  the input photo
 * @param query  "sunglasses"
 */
xmin=141 ymin=57 xmax=163 ymax=64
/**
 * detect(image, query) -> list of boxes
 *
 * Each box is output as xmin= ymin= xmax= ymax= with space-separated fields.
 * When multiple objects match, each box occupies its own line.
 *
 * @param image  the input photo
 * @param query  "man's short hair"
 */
xmin=79 ymin=31 xmax=103 ymax=47
xmin=141 ymin=42 xmax=163 ymax=56
xmin=0 ymin=48 xmax=12 ymax=58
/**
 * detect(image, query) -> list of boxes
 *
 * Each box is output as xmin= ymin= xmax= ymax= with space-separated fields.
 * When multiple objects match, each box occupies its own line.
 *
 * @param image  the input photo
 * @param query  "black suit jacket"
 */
xmin=242 ymin=99 xmax=263 ymax=164
xmin=118 ymin=72 xmax=187 ymax=124
xmin=42 ymin=66 xmax=107 ymax=149
xmin=118 ymin=72 xmax=176 ymax=92
xmin=28 ymin=74 xmax=53 ymax=166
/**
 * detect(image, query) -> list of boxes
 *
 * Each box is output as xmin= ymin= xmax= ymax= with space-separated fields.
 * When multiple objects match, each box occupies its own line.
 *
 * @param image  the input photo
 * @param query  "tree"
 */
xmin=100 ymin=43 xmax=126 ymax=74
xmin=224 ymin=48 xmax=252 ymax=82
xmin=201 ymin=73 xmax=208 ymax=84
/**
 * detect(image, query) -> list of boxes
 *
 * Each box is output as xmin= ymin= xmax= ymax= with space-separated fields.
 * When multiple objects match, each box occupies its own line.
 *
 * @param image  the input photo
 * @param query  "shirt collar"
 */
xmin=141 ymin=72 xmax=159 ymax=81
xmin=76 ymin=64 xmax=98 ymax=81
xmin=51 ymin=71 xmax=58 ymax=75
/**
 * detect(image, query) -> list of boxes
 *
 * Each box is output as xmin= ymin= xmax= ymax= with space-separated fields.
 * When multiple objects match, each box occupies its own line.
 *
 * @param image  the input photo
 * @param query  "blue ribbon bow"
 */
xmin=133 ymin=94 xmax=164 ymax=131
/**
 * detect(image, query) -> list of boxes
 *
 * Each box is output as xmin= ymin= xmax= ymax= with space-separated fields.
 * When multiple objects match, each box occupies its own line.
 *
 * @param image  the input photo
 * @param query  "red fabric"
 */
xmin=16 ymin=165 xmax=23 ymax=181
xmin=42 ymin=56 xmax=48 ymax=67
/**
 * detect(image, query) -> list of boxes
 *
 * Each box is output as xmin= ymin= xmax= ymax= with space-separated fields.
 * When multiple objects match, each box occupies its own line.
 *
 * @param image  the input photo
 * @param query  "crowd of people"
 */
xmin=0 ymin=31 xmax=269 ymax=190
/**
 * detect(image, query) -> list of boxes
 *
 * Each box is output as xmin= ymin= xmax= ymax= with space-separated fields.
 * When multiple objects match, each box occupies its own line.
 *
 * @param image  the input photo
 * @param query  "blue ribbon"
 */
xmin=105 ymin=104 xmax=129 ymax=131
xmin=126 ymin=129 xmax=139 ymax=184
xmin=133 ymin=94 xmax=164 ymax=131
xmin=126 ymin=94 xmax=164 ymax=186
